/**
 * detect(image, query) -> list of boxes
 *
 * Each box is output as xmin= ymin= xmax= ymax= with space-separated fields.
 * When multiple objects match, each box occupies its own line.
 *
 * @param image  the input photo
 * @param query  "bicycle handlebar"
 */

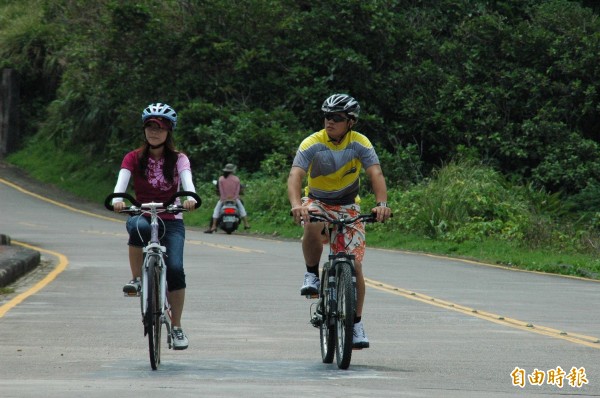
xmin=105 ymin=192 xmax=141 ymax=210
xmin=104 ymin=191 xmax=202 ymax=213
xmin=289 ymin=211 xmax=392 ymax=225
xmin=307 ymin=212 xmax=379 ymax=225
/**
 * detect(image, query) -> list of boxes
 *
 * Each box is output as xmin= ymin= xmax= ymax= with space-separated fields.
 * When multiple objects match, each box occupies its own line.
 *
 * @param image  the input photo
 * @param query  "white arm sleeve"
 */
xmin=180 ymin=169 xmax=197 ymax=202
xmin=112 ymin=169 xmax=131 ymax=204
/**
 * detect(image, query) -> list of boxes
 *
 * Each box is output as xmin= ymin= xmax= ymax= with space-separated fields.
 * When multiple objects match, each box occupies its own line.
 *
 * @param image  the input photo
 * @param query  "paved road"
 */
xmin=0 ymin=169 xmax=599 ymax=397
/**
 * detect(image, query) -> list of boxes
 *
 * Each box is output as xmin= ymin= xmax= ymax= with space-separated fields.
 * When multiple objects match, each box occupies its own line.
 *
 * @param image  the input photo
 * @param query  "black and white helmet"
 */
xmin=321 ymin=94 xmax=360 ymax=120
xmin=141 ymin=102 xmax=178 ymax=130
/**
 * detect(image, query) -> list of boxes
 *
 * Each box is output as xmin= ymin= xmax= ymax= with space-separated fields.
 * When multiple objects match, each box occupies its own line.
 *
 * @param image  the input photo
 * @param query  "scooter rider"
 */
xmin=205 ymin=163 xmax=250 ymax=233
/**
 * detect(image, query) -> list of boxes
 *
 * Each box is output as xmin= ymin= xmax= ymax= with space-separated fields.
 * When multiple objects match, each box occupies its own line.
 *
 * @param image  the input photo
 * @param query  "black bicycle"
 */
xmin=304 ymin=212 xmax=378 ymax=370
xmin=104 ymin=191 xmax=201 ymax=370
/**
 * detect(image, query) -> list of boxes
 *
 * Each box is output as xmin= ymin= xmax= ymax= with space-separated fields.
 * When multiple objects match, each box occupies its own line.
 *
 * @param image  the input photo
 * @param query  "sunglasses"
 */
xmin=324 ymin=113 xmax=349 ymax=123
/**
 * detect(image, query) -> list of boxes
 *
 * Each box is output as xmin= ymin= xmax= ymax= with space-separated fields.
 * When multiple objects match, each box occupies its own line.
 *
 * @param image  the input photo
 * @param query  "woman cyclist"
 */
xmin=111 ymin=102 xmax=198 ymax=350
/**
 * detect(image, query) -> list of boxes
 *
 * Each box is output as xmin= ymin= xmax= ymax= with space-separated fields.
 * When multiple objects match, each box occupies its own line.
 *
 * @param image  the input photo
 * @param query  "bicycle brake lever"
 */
xmin=167 ymin=204 xmax=188 ymax=214
xmin=120 ymin=206 xmax=141 ymax=215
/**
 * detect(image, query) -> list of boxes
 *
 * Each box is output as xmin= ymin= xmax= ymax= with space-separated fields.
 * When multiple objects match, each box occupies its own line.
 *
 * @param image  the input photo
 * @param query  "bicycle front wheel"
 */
xmin=319 ymin=263 xmax=335 ymax=364
xmin=146 ymin=256 xmax=162 ymax=370
xmin=335 ymin=262 xmax=355 ymax=369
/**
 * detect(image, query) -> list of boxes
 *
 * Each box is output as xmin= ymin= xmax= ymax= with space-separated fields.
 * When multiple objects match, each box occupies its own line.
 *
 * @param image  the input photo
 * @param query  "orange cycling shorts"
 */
xmin=303 ymin=198 xmax=366 ymax=263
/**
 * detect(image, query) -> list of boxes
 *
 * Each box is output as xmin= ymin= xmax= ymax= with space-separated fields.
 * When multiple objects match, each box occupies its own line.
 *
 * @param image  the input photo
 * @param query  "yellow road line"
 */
xmin=0 ymin=241 xmax=68 ymax=318
xmin=3 ymin=177 xmax=598 ymax=347
xmin=373 ymin=247 xmax=600 ymax=283
xmin=82 ymin=230 xmax=263 ymax=253
xmin=186 ymin=239 xmax=265 ymax=253
xmin=0 ymin=177 xmax=118 ymax=222
xmin=2 ymin=178 xmax=262 ymax=253
xmin=366 ymin=278 xmax=600 ymax=349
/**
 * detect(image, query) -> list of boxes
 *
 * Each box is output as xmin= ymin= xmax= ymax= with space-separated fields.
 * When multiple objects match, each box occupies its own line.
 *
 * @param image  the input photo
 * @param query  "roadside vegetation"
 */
xmin=3 ymin=0 xmax=600 ymax=279
xmin=0 ymin=287 xmax=15 ymax=295
xmin=8 ymin=140 xmax=600 ymax=279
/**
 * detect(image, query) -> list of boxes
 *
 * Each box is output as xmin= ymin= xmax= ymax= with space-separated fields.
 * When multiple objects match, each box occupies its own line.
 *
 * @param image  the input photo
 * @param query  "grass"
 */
xmin=7 ymin=137 xmax=115 ymax=201
xmin=6 ymin=141 xmax=600 ymax=281
xmin=0 ymin=287 xmax=15 ymax=295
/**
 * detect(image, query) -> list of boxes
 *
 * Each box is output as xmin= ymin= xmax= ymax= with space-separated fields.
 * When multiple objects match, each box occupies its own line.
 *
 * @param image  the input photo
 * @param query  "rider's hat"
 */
xmin=223 ymin=163 xmax=236 ymax=172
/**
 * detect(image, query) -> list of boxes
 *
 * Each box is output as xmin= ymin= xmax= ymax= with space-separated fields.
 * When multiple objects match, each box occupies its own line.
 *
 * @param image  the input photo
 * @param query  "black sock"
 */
xmin=306 ymin=264 xmax=319 ymax=278
xmin=354 ymin=316 xmax=361 ymax=324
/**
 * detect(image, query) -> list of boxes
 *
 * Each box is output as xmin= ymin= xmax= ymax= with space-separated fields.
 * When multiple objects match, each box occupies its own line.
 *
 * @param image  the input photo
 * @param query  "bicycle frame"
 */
xmin=329 ymin=220 xmax=358 ymax=300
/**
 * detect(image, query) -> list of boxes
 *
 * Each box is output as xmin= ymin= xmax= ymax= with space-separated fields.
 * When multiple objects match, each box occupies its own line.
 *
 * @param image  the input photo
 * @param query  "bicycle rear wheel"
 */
xmin=146 ymin=256 xmax=162 ymax=370
xmin=335 ymin=262 xmax=355 ymax=369
xmin=319 ymin=263 xmax=335 ymax=364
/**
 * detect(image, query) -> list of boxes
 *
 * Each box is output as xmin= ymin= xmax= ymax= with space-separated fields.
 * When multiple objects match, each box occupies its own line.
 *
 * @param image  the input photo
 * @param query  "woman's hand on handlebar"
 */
xmin=183 ymin=199 xmax=197 ymax=212
xmin=113 ymin=201 xmax=127 ymax=213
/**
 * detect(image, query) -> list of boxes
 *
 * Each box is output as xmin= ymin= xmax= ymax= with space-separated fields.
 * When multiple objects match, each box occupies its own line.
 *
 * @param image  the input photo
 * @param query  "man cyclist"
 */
xmin=288 ymin=93 xmax=392 ymax=349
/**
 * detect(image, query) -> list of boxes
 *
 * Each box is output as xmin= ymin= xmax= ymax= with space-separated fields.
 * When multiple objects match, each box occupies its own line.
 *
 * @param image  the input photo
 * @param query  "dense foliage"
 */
xmin=2 ymin=0 xmax=600 ymax=199
xmin=4 ymin=0 xmax=600 ymax=269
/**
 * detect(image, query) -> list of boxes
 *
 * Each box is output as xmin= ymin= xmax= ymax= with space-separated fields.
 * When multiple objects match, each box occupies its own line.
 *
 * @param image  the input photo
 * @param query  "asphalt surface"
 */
xmin=0 ymin=161 xmax=105 ymax=287
xmin=2 ymin=160 xmax=600 ymax=397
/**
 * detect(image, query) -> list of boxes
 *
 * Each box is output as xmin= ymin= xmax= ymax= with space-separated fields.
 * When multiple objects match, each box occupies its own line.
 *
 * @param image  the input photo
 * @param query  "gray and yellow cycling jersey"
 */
xmin=292 ymin=129 xmax=379 ymax=205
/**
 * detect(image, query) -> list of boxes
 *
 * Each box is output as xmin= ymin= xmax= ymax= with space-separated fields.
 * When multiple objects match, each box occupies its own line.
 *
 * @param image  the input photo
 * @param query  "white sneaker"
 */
xmin=352 ymin=321 xmax=370 ymax=349
xmin=300 ymin=272 xmax=320 ymax=296
xmin=171 ymin=326 xmax=189 ymax=350
xmin=123 ymin=278 xmax=140 ymax=296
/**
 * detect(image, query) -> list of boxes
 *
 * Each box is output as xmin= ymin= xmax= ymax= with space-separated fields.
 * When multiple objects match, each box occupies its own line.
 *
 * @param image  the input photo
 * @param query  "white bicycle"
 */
xmin=104 ymin=191 xmax=201 ymax=370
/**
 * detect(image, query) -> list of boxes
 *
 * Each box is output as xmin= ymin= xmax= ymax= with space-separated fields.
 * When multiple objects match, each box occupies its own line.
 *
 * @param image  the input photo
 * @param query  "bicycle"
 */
xmin=303 ymin=212 xmax=379 ymax=370
xmin=104 ymin=191 xmax=201 ymax=370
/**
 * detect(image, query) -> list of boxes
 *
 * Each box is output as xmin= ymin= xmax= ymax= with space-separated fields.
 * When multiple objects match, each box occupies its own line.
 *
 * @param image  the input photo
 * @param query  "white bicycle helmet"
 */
xmin=321 ymin=94 xmax=360 ymax=120
xmin=141 ymin=102 xmax=178 ymax=130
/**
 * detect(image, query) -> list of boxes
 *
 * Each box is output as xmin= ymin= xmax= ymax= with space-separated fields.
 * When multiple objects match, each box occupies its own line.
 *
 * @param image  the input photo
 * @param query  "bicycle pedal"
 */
xmin=123 ymin=291 xmax=140 ymax=297
xmin=310 ymin=314 xmax=322 ymax=328
xmin=305 ymin=293 xmax=319 ymax=299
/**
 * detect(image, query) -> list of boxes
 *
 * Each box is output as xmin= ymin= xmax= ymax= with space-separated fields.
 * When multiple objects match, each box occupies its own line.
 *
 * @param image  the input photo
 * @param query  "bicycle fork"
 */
xmin=140 ymin=248 xmax=166 ymax=325
xmin=160 ymin=263 xmax=174 ymax=349
xmin=330 ymin=260 xmax=357 ymax=317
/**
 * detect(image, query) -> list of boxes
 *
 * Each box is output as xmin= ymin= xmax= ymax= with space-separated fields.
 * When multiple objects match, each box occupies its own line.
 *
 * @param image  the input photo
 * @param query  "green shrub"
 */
xmin=392 ymin=160 xmax=531 ymax=242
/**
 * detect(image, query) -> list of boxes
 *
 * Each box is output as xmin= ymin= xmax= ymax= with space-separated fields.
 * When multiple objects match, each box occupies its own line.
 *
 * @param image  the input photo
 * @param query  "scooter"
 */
xmin=217 ymin=200 xmax=240 ymax=234
xmin=211 ymin=179 xmax=245 ymax=234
